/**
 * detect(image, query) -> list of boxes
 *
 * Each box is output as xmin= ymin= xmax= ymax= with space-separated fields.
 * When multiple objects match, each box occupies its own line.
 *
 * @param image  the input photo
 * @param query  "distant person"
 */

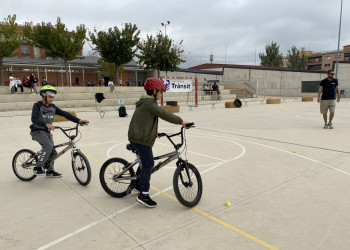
xmin=15 ymin=76 xmax=24 ymax=94
xmin=9 ymin=73 xmax=16 ymax=94
xmin=138 ymin=80 xmax=141 ymax=86
xmin=41 ymin=76 xmax=48 ymax=86
xmin=317 ymin=69 xmax=340 ymax=129
xmin=119 ymin=80 xmax=122 ymax=86
xmin=29 ymin=73 xmax=37 ymax=94
xmin=212 ymin=82 xmax=218 ymax=91
xmin=108 ymin=80 xmax=115 ymax=92
xmin=126 ymin=80 xmax=130 ymax=86
xmin=76 ymin=75 xmax=80 ymax=85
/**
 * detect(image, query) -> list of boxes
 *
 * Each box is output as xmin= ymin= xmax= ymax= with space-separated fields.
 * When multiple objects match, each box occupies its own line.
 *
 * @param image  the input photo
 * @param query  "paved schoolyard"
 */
xmin=1 ymin=99 xmax=350 ymax=250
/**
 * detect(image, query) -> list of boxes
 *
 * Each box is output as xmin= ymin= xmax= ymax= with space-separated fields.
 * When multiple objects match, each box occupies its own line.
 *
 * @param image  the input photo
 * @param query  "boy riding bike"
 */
xmin=128 ymin=77 xmax=191 ymax=208
xmin=30 ymin=85 xmax=89 ymax=177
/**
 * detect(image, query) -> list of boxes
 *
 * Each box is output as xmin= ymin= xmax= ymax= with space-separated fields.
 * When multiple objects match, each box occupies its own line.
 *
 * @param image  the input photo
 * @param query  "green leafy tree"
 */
xmin=0 ymin=14 xmax=21 ymax=85
xmin=97 ymin=58 xmax=124 ymax=81
xmin=24 ymin=17 xmax=86 ymax=86
xmin=89 ymin=23 xmax=140 ymax=85
xmin=137 ymin=32 xmax=185 ymax=77
xmin=259 ymin=41 xmax=283 ymax=67
xmin=287 ymin=46 xmax=308 ymax=70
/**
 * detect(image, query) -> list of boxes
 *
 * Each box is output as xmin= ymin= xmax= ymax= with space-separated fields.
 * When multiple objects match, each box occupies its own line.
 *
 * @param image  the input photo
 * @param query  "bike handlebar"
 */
xmin=55 ymin=122 xmax=88 ymax=140
xmin=158 ymin=122 xmax=194 ymax=150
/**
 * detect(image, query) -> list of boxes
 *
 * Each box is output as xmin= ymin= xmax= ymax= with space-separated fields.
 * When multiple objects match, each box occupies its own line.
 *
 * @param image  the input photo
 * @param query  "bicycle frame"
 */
xmin=113 ymin=124 xmax=194 ymax=181
xmin=28 ymin=124 xmax=83 ymax=167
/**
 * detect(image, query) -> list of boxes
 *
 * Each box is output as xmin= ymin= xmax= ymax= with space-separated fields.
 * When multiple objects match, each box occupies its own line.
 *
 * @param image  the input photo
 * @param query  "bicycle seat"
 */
xmin=126 ymin=144 xmax=136 ymax=153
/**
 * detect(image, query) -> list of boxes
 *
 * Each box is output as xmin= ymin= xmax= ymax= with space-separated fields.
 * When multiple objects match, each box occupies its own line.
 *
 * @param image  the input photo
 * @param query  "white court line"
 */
xmin=194 ymin=131 xmax=350 ymax=177
xmin=38 ymin=132 xmax=350 ymax=249
xmin=37 ymin=135 xmax=245 ymax=249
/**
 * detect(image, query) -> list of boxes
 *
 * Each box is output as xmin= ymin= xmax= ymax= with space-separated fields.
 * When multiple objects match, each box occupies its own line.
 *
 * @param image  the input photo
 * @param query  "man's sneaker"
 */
xmin=46 ymin=170 xmax=62 ymax=178
xmin=323 ymin=123 xmax=328 ymax=129
xmin=328 ymin=123 xmax=333 ymax=129
xmin=136 ymin=193 xmax=157 ymax=208
xmin=34 ymin=167 xmax=45 ymax=176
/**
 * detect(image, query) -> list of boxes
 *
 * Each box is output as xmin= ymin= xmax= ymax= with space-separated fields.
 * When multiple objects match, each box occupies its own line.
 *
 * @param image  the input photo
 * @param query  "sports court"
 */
xmin=1 ymin=99 xmax=350 ymax=250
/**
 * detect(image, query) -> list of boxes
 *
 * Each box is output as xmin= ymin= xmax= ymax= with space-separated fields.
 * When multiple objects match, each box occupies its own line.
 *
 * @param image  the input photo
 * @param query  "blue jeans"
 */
xmin=130 ymin=142 xmax=154 ymax=193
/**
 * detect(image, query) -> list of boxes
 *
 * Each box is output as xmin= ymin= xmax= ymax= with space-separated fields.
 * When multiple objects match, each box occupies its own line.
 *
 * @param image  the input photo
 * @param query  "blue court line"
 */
xmin=196 ymin=127 xmax=350 ymax=154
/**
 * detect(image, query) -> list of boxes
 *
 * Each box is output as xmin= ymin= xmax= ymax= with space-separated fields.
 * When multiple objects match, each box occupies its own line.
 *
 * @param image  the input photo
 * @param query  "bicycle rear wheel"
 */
xmin=173 ymin=162 xmax=202 ymax=207
xmin=12 ymin=149 xmax=37 ymax=181
xmin=99 ymin=158 xmax=136 ymax=198
xmin=72 ymin=151 xmax=91 ymax=186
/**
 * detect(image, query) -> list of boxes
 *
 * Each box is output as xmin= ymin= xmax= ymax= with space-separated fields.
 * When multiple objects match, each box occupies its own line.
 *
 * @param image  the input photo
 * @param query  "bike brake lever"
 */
xmin=158 ymin=133 xmax=166 ymax=137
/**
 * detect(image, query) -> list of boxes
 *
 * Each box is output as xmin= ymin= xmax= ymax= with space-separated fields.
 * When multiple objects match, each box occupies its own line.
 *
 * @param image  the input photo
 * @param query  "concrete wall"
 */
xmin=162 ymin=62 xmax=350 ymax=97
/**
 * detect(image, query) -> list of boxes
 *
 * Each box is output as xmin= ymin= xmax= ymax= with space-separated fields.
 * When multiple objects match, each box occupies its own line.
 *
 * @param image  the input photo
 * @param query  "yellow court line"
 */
xmin=85 ymin=154 xmax=104 ymax=164
xmin=85 ymin=155 xmax=278 ymax=250
xmin=151 ymin=186 xmax=279 ymax=250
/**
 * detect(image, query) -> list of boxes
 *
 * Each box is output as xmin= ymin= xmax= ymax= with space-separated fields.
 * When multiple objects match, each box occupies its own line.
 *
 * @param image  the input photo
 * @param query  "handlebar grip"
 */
xmin=79 ymin=122 xmax=88 ymax=126
xmin=186 ymin=122 xmax=194 ymax=128
xmin=158 ymin=133 xmax=166 ymax=137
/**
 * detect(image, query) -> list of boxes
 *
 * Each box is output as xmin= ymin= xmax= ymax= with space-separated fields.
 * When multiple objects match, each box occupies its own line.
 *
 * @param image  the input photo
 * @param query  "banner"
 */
xmin=163 ymin=78 xmax=192 ymax=92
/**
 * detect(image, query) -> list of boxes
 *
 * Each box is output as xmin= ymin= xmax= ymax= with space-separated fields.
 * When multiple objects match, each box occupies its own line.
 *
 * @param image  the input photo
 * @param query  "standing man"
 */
xmin=76 ymin=75 xmax=80 ymax=86
xmin=317 ymin=70 xmax=340 ymax=129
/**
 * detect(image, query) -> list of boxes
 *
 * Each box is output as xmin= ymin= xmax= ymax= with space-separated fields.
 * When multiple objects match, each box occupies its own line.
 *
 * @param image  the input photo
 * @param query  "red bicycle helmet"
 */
xmin=144 ymin=77 xmax=166 ymax=92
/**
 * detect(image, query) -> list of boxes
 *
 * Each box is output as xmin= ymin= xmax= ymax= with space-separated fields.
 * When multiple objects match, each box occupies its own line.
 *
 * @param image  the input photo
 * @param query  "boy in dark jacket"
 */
xmin=30 ymin=85 xmax=89 ymax=177
xmin=128 ymin=77 xmax=191 ymax=208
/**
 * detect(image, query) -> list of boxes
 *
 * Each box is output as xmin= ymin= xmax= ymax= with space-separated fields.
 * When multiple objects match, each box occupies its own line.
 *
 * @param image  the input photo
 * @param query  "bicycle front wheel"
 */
xmin=99 ymin=158 xmax=136 ymax=198
xmin=72 ymin=151 xmax=91 ymax=186
xmin=173 ymin=162 xmax=202 ymax=207
xmin=12 ymin=149 xmax=37 ymax=181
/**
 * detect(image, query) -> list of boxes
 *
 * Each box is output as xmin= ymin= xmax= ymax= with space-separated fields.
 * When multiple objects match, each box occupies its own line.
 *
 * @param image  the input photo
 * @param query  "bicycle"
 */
xmin=12 ymin=123 xmax=91 ymax=186
xmin=99 ymin=123 xmax=203 ymax=207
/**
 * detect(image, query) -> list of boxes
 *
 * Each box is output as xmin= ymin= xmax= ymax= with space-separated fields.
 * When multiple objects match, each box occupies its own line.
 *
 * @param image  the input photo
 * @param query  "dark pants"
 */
xmin=130 ymin=142 xmax=154 ymax=193
xmin=15 ymin=85 xmax=24 ymax=93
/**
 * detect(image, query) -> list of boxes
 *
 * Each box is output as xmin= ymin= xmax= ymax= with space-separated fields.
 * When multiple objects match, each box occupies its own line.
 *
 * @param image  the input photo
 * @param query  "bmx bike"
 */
xmin=99 ymin=123 xmax=202 ymax=207
xmin=12 ymin=123 xmax=91 ymax=186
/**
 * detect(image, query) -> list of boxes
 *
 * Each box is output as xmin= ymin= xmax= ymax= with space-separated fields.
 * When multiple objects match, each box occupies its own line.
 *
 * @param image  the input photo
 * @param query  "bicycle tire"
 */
xmin=12 ymin=149 xmax=37 ymax=181
xmin=100 ymin=157 xmax=136 ymax=198
xmin=72 ymin=151 xmax=91 ymax=186
xmin=173 ymin=162 xmax=202 ymax=207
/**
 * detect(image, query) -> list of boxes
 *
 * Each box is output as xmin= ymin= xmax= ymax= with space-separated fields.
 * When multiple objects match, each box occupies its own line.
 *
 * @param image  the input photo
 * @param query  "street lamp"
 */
xmin=161 ymin=21 xmax=170 ymax=36
xmin=335 ymin=0 xmax=343 ymax=79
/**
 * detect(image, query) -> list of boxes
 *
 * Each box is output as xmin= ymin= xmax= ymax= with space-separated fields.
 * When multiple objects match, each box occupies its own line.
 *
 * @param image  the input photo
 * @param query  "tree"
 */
xmin=97 ymin=58 xmax=124 ymax=81
xmin=0 ymin=14 xmax=21 ymax=86
xmin=23 ymin=17 xmax=86 ymax=86
xmin=259 ymin=41 xmax=283 ymax=67
xmin=89 ymin=23 xmax=140 ymax=85
xmin=287 ymin=46 xmax=308 ymax=70
xmin=137 ymin=32 xmax=185 ymax=77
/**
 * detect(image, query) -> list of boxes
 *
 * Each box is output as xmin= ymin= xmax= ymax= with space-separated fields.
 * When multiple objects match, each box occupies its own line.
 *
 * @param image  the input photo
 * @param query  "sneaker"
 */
xmin=136 ymin=193 xmax=157 ymax=208
xmin=46 ymin=170 xmax=62 ymax=178
xmin=323 ymin=123 xmax=328 ymax=129
xmin=34 ymin=167 xmax=45 ymax=176
xmin=328 ymin=123 xmax=333 ymax=129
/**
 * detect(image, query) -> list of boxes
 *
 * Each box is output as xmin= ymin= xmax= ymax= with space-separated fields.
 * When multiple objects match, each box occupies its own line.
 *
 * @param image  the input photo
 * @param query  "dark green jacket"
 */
xmin=128 ymin=95 xmax=183 ymax=147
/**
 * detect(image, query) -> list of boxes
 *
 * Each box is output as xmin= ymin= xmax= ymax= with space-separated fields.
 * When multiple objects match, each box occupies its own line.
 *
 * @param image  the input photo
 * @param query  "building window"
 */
xmin=315 ymin=58 xmax=320 ymax=62
xmin=324 ymin=64 xmax=330 ymax=67
xmin=335 ymin=55 xmax=342 ymax=59
xmin=325 ymin=56 xmax=331 ymax=60
xmin=21 ymin=46 xmax=29 ymax=55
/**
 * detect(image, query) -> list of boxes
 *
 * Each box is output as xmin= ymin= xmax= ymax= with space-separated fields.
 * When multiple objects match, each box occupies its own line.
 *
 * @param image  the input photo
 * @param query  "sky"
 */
xmin=1 ymin=0 xmax=349 ymax=68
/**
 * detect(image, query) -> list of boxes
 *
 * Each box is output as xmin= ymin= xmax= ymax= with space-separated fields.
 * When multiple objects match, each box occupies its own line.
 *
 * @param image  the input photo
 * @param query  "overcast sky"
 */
xmin=1 ymin=0 xmax=349 ymax=68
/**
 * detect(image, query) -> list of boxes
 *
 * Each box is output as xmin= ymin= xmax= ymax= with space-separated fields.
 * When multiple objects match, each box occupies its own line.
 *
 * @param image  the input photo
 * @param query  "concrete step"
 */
xmin=0 ymin=85 xmax=236 ymax=112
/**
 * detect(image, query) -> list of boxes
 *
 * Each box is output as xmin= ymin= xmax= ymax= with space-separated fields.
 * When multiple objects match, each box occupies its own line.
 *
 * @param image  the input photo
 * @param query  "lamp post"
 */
xmin=335 ymin=0 xmax=343 ymax=79
xmin=161 ymin=21 xmax=170 ymax=36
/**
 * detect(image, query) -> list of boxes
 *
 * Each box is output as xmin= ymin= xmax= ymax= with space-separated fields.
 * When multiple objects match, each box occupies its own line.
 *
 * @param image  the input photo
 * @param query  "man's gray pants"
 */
xmin=30 ymin=131 xmax=55 ymax=171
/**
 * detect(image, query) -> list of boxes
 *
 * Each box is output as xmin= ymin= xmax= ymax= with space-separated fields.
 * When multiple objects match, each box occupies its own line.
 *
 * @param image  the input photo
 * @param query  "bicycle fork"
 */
xmin=176 ymin=160 xmax=193 ymax=188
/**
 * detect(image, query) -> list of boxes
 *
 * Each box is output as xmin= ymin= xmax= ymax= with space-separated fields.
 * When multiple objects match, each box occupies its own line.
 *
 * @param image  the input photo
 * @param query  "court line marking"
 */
xmin=37 ymin=136 xmax=254 ymax=249
xmin=38 ymin=130 xmax=350 ymax=250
